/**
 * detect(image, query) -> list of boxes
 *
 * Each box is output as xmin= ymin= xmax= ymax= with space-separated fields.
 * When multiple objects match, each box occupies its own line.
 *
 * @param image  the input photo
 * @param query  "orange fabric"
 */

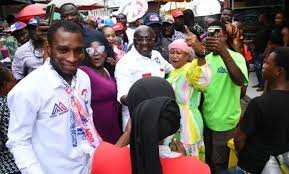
xmin=92 ymin=142 xmax=211 ymax=174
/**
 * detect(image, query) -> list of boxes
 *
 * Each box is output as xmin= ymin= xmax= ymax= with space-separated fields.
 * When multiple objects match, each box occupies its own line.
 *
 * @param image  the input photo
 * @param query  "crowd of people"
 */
xmin=0 ymin=2 xmax=289 ymax=174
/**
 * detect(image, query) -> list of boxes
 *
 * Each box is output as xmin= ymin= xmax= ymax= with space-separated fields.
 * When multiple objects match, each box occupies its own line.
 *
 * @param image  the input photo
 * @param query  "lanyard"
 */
xmin=62 ymin=77 xmax=102 ymax=148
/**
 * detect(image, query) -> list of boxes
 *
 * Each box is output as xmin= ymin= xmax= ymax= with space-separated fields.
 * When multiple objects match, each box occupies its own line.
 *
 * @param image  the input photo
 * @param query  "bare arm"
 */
xmin=220 ymin=49 xmax=245 ymax=86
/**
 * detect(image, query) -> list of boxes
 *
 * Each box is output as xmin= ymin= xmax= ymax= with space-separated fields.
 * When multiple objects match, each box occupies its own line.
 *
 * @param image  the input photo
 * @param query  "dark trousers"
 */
xmin=253 ymin=52 xmax=264 ymax=87
xmin=204 ymin=126 xmax=236 ymax=174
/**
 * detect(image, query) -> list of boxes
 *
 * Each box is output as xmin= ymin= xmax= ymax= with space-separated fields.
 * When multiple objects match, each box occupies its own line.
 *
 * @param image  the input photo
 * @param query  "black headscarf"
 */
xmin=127 ymin=77 xmax=181 ymax=174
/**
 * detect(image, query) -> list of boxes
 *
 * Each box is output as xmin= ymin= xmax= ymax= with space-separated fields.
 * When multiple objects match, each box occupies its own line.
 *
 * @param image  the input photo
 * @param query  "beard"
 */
xmin=50 ymin=58 xmax=76 ymax=83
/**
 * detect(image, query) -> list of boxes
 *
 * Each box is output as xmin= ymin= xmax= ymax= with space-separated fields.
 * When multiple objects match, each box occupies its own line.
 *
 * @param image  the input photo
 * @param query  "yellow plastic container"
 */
xmin=227 ymin=138 xmax=238 ymax=168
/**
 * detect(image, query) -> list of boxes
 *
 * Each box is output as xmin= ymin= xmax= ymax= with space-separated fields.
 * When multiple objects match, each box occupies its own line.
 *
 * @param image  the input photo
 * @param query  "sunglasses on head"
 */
xmin=85 ymin=46 xmax=105 ymax=55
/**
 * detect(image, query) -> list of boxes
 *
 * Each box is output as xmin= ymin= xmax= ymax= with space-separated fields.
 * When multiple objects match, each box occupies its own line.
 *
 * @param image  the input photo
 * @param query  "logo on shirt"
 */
xmin=155 ymin=57 xmax=161 ymax=64
xmin=217 ymin=66 xmax=228 ymax=74
xmin=142 ymin=73 xmax=152 ymax=78
xmin=51 ymin=102 xmax=68 ymax=117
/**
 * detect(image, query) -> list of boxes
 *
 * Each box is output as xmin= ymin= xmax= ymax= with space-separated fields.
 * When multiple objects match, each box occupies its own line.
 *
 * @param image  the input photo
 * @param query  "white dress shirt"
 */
xmin=115 ymin=47 xmax=173 ymax=130
xmin=7 ymin=60 xmax=101 ymax=174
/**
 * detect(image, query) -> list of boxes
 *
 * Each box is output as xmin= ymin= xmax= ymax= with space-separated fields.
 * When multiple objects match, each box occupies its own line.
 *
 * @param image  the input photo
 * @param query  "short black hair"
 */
xmin=60 ymin=3 xmax=78 ymax=13
xmin=0 ymin=63 xmax=10 ymax=89
xmin=208 ymin=20 xmax=227 ymax=31
xmin=273 ymin=47 xmax=289 ymax=80
xmin=47 ymin=20 xmax=83 ymax=45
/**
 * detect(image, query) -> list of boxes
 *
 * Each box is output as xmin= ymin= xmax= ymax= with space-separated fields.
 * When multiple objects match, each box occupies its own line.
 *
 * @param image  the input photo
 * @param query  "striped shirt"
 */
xmin=12 ymin=40 xmax=44 ymax=80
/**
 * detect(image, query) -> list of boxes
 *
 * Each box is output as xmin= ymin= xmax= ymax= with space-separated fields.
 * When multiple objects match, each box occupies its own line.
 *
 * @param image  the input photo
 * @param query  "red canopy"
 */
xmin=16 ymin=3 xmax=46 ymax=22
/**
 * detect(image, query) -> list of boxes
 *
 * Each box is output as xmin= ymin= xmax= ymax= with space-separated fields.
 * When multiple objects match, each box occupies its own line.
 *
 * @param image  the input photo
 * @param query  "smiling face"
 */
xmin=87 ymin=41 xmax=107 ymax=69
xmin=169 ymin=48 xmax=189 ymax=69
xmin=103 ymin=27 xmax=116 ymax=45
xmin=48 ymin=28 xmax=84 ymax=81
xmin=134 ymin=26 xmax=155 ymax=57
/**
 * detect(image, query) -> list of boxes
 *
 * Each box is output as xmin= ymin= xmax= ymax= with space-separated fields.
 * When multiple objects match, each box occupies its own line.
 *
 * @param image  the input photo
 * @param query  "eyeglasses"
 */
xmin=134 ymin=37 xmax=156 ymax=42
xmin=86 ymin=46 xmax=105 ymax=55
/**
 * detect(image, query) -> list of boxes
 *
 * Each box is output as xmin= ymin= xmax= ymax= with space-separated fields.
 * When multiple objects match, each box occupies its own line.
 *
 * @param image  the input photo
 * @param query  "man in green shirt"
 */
xmin=202 ymin=21 xmax=248 ymax=173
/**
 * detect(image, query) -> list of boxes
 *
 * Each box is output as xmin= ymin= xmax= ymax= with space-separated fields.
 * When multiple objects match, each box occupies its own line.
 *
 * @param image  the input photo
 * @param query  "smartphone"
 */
xmin=207 ymin=26 xmax=222 ymax=37
xmin=44 ymin=4 xmax=55 ymax=25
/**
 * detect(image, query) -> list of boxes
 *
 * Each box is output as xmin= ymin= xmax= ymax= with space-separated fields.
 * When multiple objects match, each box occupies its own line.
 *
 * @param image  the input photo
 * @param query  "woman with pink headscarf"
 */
xmin=166 ymin=39 xmax=211 ymax=161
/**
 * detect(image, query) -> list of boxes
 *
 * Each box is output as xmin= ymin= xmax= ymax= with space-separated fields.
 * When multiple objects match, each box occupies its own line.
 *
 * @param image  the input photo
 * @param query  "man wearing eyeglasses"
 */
xmin=12 ymin=17 xmax=45 ymax=81
xmin=115 ymin=25 xmax=173 ymax=134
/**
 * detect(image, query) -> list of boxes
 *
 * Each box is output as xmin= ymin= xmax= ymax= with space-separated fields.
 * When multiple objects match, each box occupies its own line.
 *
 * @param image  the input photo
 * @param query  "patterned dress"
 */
xmin=167 ymin=60 xmax=211 ymax=161
xmin=0 ymin=96 xmax=20 ymax=174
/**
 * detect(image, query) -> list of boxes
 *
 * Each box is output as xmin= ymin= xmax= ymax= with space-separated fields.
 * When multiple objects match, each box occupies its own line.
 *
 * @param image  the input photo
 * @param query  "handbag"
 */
xmin=262 ymin=152 xmax=289 ymax=174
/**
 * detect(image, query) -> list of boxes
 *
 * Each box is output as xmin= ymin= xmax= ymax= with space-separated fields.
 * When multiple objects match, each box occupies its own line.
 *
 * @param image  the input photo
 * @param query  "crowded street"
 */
xmin=0 ymin=0 xmax=289 ymax=174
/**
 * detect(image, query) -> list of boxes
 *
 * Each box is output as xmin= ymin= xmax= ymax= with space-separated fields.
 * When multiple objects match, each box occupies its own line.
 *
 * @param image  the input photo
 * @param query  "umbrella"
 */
xmin=48 ymin=0 xmax=104 ymax=11
xmin=16 ymin=3 xmax=46 ymax=21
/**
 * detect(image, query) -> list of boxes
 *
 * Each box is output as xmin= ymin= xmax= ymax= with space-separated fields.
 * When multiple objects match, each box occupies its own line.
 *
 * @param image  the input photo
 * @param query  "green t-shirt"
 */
xmin=202 ymin=49 xmax=248 ymax=131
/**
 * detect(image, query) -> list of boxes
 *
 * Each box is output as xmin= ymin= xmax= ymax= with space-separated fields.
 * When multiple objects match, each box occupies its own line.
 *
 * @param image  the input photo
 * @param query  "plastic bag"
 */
xmin=262 ymin=152 xmax=289 ymax=174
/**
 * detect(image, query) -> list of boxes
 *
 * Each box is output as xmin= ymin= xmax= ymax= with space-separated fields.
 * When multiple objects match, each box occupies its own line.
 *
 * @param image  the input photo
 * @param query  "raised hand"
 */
xmin=184 ymin=25 xmax=205 ymax=57
xmin=205 ymin=35 xmax=228 ymax=55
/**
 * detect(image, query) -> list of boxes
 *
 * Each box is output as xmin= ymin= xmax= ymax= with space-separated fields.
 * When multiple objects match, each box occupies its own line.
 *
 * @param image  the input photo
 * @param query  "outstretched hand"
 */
xmin=36 ymin=19 xmax=49 ymax=42
xmin=184 ymin=25 xmax=199 ymax=47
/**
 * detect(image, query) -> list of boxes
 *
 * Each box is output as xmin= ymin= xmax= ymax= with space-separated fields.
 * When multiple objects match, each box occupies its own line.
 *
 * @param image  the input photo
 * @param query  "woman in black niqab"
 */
xmin=127 ymin=77 xmax=181 ymax=174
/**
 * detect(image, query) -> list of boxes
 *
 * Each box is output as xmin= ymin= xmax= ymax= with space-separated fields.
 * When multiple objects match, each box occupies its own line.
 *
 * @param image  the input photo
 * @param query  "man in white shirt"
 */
xmin=115 ymin=25 xmax=173 ymax=131
xmin=6 ymin=20 xmax=101 ymax=174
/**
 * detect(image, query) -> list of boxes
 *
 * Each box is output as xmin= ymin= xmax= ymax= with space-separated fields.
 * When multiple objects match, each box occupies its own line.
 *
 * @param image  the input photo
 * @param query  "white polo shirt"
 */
xmin=115 ymin=47 xmax=173 ymax=130
xmin=7 ymin=60 xmax=101 ymax=174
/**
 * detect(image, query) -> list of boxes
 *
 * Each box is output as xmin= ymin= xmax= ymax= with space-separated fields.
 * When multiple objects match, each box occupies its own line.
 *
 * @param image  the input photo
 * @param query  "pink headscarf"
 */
xmin=168 ymin=39 xmax=194 ymax=55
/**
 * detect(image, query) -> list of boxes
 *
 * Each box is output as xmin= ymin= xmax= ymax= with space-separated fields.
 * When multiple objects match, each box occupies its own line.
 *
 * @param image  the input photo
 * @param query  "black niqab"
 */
xmin=127 ymin=77 xmax=181 ymax=174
